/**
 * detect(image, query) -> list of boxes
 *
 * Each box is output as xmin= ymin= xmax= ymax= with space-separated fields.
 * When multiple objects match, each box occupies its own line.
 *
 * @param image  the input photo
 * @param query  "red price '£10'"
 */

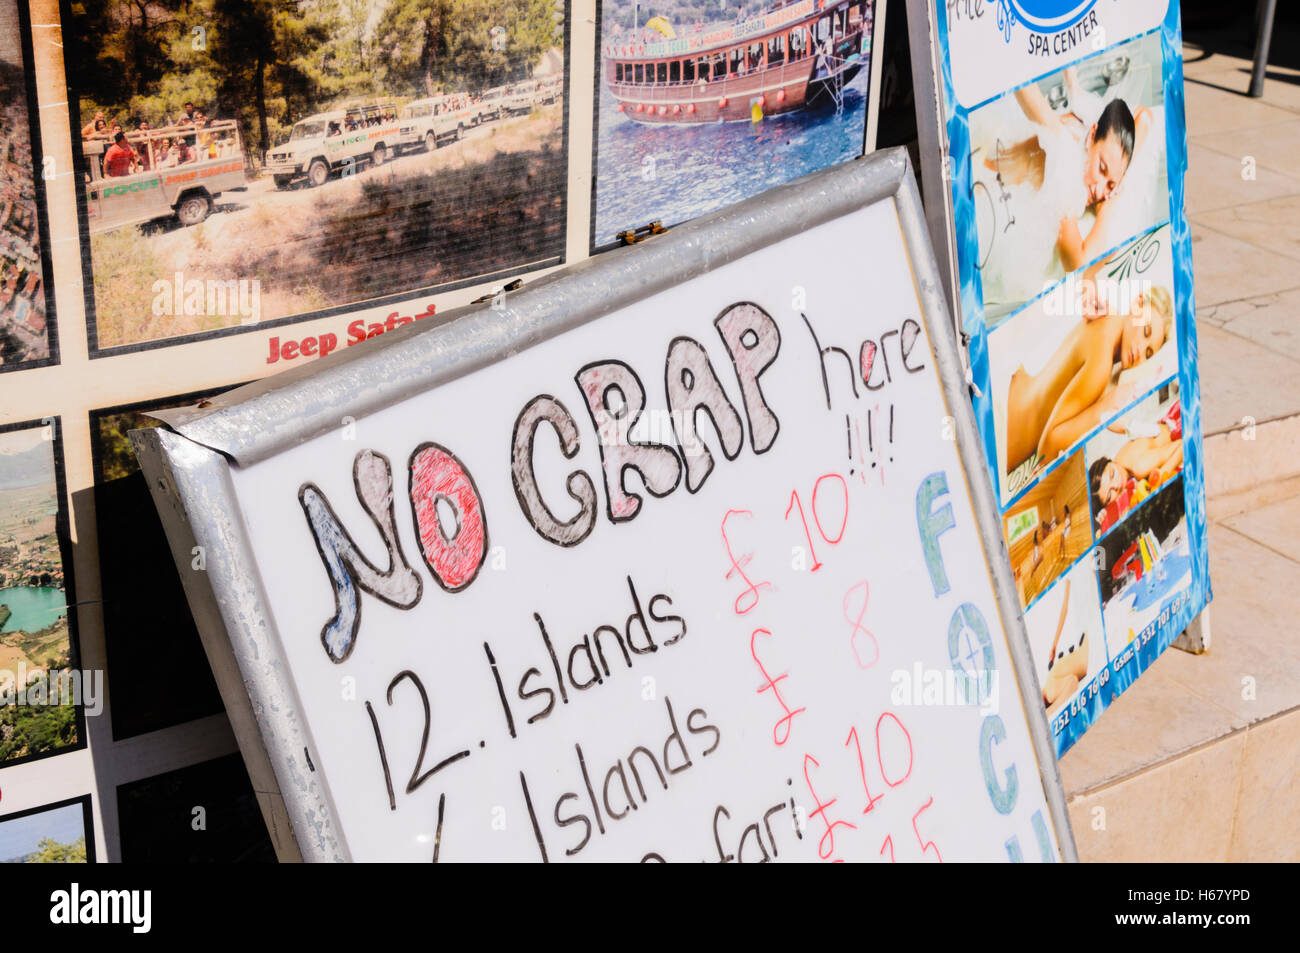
xmin=720 ymin=474 xmax=943 ymax=863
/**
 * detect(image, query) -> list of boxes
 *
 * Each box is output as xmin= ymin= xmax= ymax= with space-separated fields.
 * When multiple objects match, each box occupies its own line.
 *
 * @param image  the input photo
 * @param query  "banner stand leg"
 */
xmin=1172 ymin=607 xmax=1212 ymax=655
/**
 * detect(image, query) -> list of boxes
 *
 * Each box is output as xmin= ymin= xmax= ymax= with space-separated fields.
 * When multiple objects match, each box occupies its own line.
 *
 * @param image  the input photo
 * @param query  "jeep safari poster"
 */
xmin=65 ymin=0 xmax=568 ymax=353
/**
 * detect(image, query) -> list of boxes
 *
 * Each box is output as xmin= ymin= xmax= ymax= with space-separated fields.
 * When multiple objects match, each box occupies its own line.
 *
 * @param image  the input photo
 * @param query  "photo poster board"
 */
xmin=7 ymin=0 xmax=587 ymax=864
xmin=132 ymin=152 xmax=1077 ymax=863
xmin=920 ymin=0 xmax=1210 ymax=755
xmin=591 ymin=0 xmax=889 ymax=250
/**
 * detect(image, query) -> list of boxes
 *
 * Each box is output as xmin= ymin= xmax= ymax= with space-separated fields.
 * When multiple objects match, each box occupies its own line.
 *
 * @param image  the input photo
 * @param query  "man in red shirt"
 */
xmin=103 ymin=131 xmax=135 ymax=177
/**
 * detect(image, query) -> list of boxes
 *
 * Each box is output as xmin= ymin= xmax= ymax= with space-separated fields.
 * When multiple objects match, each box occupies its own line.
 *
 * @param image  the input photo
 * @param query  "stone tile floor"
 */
xmin=1184 ymin=47 xmax=1300 ymax=433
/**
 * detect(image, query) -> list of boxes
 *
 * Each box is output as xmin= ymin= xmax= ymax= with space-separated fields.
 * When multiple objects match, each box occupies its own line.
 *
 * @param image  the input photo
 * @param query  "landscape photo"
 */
xmin=0 ymin=0 xmax=56 ymax=368
xmin=592 ymin=0 xmax=881 ymax=247
xmin=67 ymin=0 xmax=568 ymax=351
xmin=0 ymin=422 xmax=80 ymax=764
xmin=0 ymin=797 xmax=92 ymax=863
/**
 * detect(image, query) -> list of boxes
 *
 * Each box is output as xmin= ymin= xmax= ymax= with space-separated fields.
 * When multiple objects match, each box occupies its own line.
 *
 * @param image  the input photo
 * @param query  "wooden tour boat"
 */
xmin=602 ymin=0 xmax=873 ymax=124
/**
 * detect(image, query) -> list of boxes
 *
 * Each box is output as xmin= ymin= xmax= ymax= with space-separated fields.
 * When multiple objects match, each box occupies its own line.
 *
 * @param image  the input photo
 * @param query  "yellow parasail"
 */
xmin=645 ymin=16 xmax=676 ymax=39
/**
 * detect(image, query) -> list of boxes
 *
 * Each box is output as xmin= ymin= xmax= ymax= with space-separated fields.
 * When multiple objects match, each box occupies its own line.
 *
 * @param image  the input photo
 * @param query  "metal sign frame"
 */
xmin=131 ymin=148 xmax=1078 ymax=863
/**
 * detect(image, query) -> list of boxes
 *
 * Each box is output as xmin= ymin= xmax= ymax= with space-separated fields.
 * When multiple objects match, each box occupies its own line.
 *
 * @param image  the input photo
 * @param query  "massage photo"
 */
xmin=988 ymin=225 xmax=1180 ymax=503
xmin=1085 ymin=380 xmax=1184 ymax=539
xmin=969 ymin=30 xmax=1167 ymax=322
xmin=1023 ymin=557 xmax=1107 ymax=720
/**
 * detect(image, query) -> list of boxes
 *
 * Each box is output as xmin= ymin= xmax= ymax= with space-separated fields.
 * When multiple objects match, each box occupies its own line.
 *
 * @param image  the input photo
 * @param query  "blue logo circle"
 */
xmin=1008 ymin=0 xmax=1098 ymax=32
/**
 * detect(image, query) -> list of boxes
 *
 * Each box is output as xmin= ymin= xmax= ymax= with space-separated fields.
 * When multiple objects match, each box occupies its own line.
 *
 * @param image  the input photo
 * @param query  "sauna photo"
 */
xmin=1003 ymin=447 xmax=1091 ymax=611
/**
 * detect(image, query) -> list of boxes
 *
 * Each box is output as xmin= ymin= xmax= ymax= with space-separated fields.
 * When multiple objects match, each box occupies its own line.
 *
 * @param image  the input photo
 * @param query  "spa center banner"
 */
xmin=932 ymin=0 xmax=1210 ymax=755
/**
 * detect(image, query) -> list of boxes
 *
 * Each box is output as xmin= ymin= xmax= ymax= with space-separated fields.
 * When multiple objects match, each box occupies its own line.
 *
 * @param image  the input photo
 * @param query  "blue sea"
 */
xmin=593 ymin=72 xmax=871 ymax=246
xmin=0 ymin=586 xmax=67 ymax=633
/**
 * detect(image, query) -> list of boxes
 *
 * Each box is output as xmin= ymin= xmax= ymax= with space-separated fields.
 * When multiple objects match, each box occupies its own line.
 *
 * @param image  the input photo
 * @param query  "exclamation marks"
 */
xmin=870 ymin=405 xmax=896 ymax=485
xmin=846 ymin=413 xmax=868 ymax=484
xmin=846 ymin=414 xmax=852 ymax=473
xmin=879 ymin=404 xmax=894 ymax=487
xmin=854 ymin=418 xmax=866 ymax=484
xmin=845 ymin=406 xmax=896 ymax=485
xmin=888 ymin=404 xmax=895 ymax=463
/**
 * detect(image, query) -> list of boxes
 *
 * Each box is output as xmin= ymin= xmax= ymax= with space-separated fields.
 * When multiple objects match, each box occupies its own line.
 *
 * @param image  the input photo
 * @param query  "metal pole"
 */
xmin=906 ymin=0 xmax=960 ymax=318
xmin=1250 ymin=0 xmax=1278 ymax=99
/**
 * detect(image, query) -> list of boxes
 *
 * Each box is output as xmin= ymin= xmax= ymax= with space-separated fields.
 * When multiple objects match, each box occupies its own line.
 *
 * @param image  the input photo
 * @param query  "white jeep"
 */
xmin=396 ymin=95 xmax=478 ymax=154
xmin=539 ymin=75 xmax=563 ymax=104
xmin=265 ymin=103 xmax=401 ymax=189
xmin=82 ymin=120 xmax=246 ymax=234
xmin=476 ymin=86 xmax=511 ymax=123
xmin=503 ymin=81 xmax=539 ymax=116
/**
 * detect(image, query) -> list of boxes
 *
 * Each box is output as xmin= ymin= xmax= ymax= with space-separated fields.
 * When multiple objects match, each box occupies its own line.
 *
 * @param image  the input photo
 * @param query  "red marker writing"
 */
xmin=751 ymin=628 xmax=805 ymax=745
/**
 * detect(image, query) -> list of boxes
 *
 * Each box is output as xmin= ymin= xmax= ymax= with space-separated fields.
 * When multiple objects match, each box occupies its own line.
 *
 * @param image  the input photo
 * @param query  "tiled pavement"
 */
xmin=1184 ymin=46 xmax=1300 ymax=434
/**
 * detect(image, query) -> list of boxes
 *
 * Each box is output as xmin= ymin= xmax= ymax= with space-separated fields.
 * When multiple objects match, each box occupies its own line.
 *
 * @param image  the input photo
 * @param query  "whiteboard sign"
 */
xmin=133 ymin=152 xmax=1075 ymax=862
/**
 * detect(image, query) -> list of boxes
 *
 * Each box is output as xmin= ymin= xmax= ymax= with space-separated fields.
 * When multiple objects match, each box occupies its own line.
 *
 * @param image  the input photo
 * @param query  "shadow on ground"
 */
xmin=1183 ymin=2 xmax=1300 ymax=79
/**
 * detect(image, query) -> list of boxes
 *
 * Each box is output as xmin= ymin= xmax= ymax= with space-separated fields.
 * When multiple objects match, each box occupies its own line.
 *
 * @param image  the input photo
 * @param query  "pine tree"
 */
xmin=26 ymin=836 xmax=87 ymax=864
xmin=374 ymin=0 xmax=454 ymax=97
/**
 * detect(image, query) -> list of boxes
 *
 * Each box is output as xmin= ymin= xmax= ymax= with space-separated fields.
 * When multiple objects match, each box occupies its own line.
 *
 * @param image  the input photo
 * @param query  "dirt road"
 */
xmin=89 ymin=104 xmax=567 ymax=347
xmin=148 ymin=106 xmax=561 ymax=270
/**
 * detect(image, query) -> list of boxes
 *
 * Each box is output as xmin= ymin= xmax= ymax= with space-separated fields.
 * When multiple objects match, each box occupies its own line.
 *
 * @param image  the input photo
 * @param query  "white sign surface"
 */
xmin=944 ymin=0 xmax=1168 ymax=107
xmin=229 ymin=198 xmax=1063 ymax=862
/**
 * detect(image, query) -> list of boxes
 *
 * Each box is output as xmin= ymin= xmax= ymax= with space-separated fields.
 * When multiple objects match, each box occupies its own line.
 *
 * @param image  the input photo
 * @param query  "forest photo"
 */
xmin=67 ymin=0 xmax=568 ymax=350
